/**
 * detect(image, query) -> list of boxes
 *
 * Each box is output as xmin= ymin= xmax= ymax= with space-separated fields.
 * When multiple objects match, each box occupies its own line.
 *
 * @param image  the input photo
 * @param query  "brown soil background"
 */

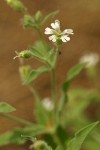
xmin=0 ymin=0 xmax=100 ymax=149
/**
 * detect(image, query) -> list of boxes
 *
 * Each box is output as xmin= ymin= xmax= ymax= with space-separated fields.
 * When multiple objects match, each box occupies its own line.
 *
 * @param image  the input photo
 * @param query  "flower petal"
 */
xmin=60 ymin=35 xmax=70 ymax=42
xmin=51 ymin=20 xmax=60 ymax=30
xmin=44 ymin=27 xmax=53 ymax=34
xmin=49 ymin=35 xmax=56 ymax=42
xmin=63 ymin=29 xmax=74 ymax=34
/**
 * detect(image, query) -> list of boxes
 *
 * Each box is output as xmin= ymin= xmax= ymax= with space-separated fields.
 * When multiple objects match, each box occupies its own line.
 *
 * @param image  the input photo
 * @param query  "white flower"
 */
xmin=79 ymin=53 xmax=99 ymax=68
xmin=42 ymin=97 xmax=54 ymax=111
xmin=44 ymin=20 xmax=74 ymax=43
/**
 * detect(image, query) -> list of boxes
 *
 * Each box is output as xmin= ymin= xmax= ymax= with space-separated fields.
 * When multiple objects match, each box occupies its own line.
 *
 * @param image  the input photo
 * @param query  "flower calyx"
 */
xmin=13 ymin=50 xmax=33 ymax=59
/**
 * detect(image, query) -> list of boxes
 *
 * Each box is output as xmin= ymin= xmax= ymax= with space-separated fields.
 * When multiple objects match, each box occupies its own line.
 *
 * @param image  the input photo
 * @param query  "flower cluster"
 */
xmin=44 ymin=20 xmax=74 ymax=44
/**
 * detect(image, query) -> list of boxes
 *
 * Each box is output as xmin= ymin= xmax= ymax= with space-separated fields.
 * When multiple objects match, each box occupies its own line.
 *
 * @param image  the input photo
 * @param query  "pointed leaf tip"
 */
xmin=0 ymin=102 xmax=16 ymax=113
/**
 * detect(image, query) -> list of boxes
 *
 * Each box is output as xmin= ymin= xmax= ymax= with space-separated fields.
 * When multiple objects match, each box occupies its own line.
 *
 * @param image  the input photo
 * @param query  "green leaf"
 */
xmin=63 ymin=63 xmax=86 ymax=92
xmin=67 ymin=63 xmax=86 ymax=79
xmin=31 ymin=41 xmax=50 ymax=58
xmin=0 ymin=131 xmax=14 ymax=146
xmin=55 ymin=146 xmax=60 ymax=150
xmin=58 ymin=63 xmax=86 ymax=114
xmin=34 ymin=10 xmax=43 ymax=24
xmin=84 ymin=135 xmax=100 ymax=150
xmin=35 ymin=98 xmax=51 ymax=126
xmin=23 ymin=14 xmax=37 ymax=29
xmin=19 ymin=65 xmax=31 ymax=84
xmin=56 ymin=125 xmax=68 ymax=149
xmin=41 ymin=10 xmax=59 ymax=25
xmin=67 ymin=121 xmax=99 ymax=150
xmin=24 ymin=66 xmax=51 ymax=84
xmin=46 ymin=49 xmax=58 ymax=68
xmin=31 ymin=41 xmax=57 ymax=68
xmin=0 ymin=102 xmax=16 ymax=113
xmin=0 ymin=125 xmax=45 ymax=146
xmin=31 ymin=41 xmax=51 ymax=63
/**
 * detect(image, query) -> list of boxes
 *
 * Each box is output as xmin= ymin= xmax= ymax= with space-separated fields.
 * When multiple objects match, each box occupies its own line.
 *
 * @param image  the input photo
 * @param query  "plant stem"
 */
xmin=51 ymin=47 xmax=59 ymax=123
xmin=51 ymin=68 xmax=56 ymax=110
xmin=36 ymin=28 xmax=48 ymax=49
xmin=36 ymin=28 xmax=43 ymax=40
xmin=1 ymin=113 xmax=33 ymax=126
xmin=51 ymin=50 xmax=59 ymax=111
xmin=29 ymin=83 xmax=40 ymax=101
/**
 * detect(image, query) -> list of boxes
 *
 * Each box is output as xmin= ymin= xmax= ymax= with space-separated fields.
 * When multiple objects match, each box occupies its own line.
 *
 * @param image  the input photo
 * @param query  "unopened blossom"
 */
xmin=79 ymin=53 xmax=99 ymax=68
xmin=42 ymin=97 xmax=54 ymax=111
xmin=44 ymin=20 xmax=74 ymax=44
xmin=6 ymin=0 xmax=26 ymax=12
xmin=13 ymin=50 xmax=33 ymax=59
xmin=30 ymin=140 xmax=51 ymax=150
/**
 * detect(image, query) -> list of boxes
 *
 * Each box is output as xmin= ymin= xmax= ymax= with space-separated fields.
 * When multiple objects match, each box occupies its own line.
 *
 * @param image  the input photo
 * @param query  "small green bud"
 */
xmin=32 ymin=140 xmax=51 ymax=150
xmin=14 ymin=50 xmax=33 ymax=59
xmin=19 ymin=50 xmax=33 ymax=58
xmin=19 ymin=65 xmax=31 ymax=83
xmin=6 ymin=0 xmax=26 ymax=12
xmin=23 ymin=14 xmax=35 ymax=28
xmin=34 ymin=11 xmax=43 ymax=23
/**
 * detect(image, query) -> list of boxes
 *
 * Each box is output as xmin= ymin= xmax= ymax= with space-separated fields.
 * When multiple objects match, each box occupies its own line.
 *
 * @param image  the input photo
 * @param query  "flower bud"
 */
xmin=19 ymin=50 xmax=33 ymax=58
xmin=34 ymin=11 xmax=43 ymax=23
xmin=23 ymin=14 xmax=35 ymax=28
xmin=6 ymin=0 xmax=26 ymax=12
xmin=14 ymin=50 xmax=33 ymax=59
xmin=31 ymin=140 xmax=51 ymax=150
xmin=42 ymin=97 xmax=54 ymax=111
xmin=19 ymin=65 xmax=31 ymax=83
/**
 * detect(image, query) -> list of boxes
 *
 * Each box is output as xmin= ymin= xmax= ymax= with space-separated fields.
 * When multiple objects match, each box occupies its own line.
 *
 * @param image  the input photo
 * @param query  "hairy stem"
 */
xmin=51 ymin=68 xmax=56 ymax=110
xmin=51 ymin=48 xmax=59 ymax=113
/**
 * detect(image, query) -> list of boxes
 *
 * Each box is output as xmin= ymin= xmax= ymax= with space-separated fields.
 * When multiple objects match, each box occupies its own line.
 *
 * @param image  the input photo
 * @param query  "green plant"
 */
xmin=0 ymin=0 xmax=100 ymax=150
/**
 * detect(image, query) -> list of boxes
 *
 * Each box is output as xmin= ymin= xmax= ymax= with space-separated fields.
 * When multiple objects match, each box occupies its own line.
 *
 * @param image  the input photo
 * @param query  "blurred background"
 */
xmin=0 ymin=0 xmax=100 ymax=149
